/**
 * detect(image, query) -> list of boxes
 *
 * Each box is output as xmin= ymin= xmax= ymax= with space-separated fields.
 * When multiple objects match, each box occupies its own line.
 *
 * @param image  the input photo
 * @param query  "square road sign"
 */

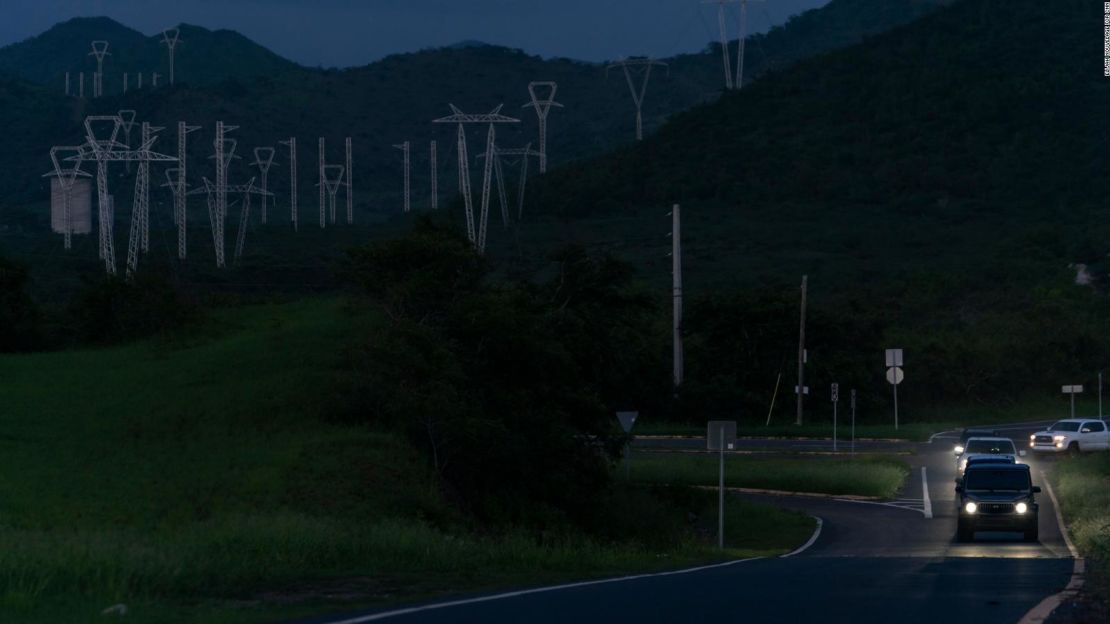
xmin=707 ymin=420 xmax=737 ymax=451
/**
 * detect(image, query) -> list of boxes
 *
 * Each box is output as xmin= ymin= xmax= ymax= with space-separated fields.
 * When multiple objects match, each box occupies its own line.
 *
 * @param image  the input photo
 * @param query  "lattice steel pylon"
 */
xmin=429 ymin=140 xmax=438 ymax=210
xmin=279 ymin=137 xmax=298 ymax=231
xmin=45 ymin=146 xmax=90 ymax=250
xmin=208 ymin=121 xmax=240 ymax=268
xmin=607 ymin=57 xmax=668 ymax=141
xmin=393 ymin=141 xmax=411 ymax=213
xmin=703 ymin=0 xmax=739 ymax=89
xmin=89 ymin=41 xmax=110 ymax=98
xmin=521 ymin=82 xmax=562 ymax=173
xmin=61 ymin=114 xmax=177 ymax=275
xmin=168 ymin=121 xmax=201 ymax=260
xmin=432 ymin=105 xmax=520 ymax=253
xmin=251 ymin=147 xmax=277 ymax=225
xmin=319 ymin=165 xmax=346 ymax=230
xmin=734 ymin=0 xmax=765 ymax=89
xmin=124 ymin=121 xmax=166 ymax=276
xmin=493 ymin=144 xmax=541 ymax=222
xmin=345 ymin=137 xmax=353 ymax=224
xmin=161 ymin=28 xmax=180 ymax=85
xmin=118 ymin=110 xmax=136 ymax=174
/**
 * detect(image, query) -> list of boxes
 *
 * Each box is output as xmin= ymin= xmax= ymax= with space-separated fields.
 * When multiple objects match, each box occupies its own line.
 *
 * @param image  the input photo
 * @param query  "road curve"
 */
xmin=295 ymin=421 xmax=1076 ymax=624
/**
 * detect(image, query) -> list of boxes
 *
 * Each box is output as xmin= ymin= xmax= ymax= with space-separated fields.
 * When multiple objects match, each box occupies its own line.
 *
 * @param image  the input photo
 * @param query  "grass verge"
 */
xmin=0 ymin=298 xmax=815 ymax=623
xmin=624 ymin=453 xmax=909 ymax=498
xmin=1054 ymin=453 xmax=1110 ymax=611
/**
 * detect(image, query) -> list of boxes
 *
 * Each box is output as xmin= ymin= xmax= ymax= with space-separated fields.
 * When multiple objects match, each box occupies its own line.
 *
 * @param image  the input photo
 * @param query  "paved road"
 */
xmin=298 ymin=421 xmax=1077 ymax=624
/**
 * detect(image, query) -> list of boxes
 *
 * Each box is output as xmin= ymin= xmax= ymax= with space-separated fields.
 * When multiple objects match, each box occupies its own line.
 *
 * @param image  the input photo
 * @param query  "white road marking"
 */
xmin=928 ymin=430 xmax=959 ymax=443
xmin=1039 ymin=470 xmax=1078 ymax=558
xmin=1017 ymin=558 xmax=1085 ymax=624
xmin=781 ymin=516 xmax=823 ymax=558
xmin=921 ymin=467 xmax=933 ymax=519
xmin=832 ymin=498 xmax=928 ymax=516
xmin=315 ymin=556 xmax=764 ymax=623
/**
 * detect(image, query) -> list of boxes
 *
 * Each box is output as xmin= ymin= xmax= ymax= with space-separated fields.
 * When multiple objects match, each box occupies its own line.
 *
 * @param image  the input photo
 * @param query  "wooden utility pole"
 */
xmin=796 ymin=275 xmax=808 ymax=426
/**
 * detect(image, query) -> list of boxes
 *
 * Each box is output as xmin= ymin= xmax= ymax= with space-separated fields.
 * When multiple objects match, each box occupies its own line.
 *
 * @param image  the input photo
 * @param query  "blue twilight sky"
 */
xmin=1 ymin=0 xmax=830 ymax=67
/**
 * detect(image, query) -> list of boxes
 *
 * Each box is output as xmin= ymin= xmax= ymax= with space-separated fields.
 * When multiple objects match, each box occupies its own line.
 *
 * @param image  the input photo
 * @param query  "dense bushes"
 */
xmin=345 ymin=219 xmax=662 ymax=525
xmin=67 ymin=271 xmax=197 ymax=344
xmin=0 ymin=256 xmax=43 ymax=352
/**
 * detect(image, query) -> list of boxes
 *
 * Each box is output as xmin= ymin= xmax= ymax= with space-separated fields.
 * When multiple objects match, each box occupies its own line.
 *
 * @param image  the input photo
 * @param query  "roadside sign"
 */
xmin=885 ymin=349 xmax=904 ymax=367
xmin=1062 ymin=385 xmax=1084 ymax=394
xmin=707 ymin=420 xmax=737 ymax=451
xmin=831 ymin=383 xmax=839 ymax=402
xmin=886 ymin=367 xmax=905 ymax=385
xmin=616 ymin=411 xmax=639 ymax=433
xmin=794 ymin=385 xmax=810 ymax=395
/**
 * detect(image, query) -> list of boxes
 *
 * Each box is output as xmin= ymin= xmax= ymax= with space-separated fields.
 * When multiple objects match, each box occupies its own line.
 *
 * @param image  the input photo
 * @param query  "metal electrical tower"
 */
xmin=320 ymin=165 xmax=346 ymax=229
xmin=124 ymin=121 xmax=166 ymax=276
xmin=46 ymin=146 xmax=89 ymax=250
xmin=345 ymin=137 xmax=353 ymax=224
xmin=89 ymin=41 xmax=110 ymax=98
xmin=735 ymin=0 xmax=764 ymax=89
xmin=167 ymin=121 xmax=200 ymax=260
xmin=118 ymin=110 xmax=136 ymax=174
xmin=522 ymin=82 xmax=562 ymax=173
xmin=430 ymin=140 xmax=438 ymax=210
xmin=607 ymin=57 xmax=668 ymax=141
xmin=251 ymin=147 xmax=276 ymax=224
xmin=703 ymin=0 xmax=738 ymax=89
xmin=393 ymin=141 xmax=411 ymax=213
xmin=161 ymin=28 xmax=180 ymax=85
xmin=479 ymin=144 xmax=540 ymax=225
xmin=671 ymin=204 xmax=684 ymax=388
xmin=210 ymin=121 xmax=240 ymax=268
xmin=432 ymin=105 xmax=520 ymax=253
xmin=280 ymin=137 xmax=298 ymax=230
xmin=62 ymin=114 xmax=177 ymax=275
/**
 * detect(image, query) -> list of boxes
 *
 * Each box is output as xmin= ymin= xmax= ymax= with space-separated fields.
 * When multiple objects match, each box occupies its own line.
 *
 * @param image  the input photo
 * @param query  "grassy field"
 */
xmin=625 ymin=453 xmax=910 ymax=499
xmin=0 ymin=298 xmax=816 ymax=623
xmin=1054 ymin=454 xmax=1110 ymax=599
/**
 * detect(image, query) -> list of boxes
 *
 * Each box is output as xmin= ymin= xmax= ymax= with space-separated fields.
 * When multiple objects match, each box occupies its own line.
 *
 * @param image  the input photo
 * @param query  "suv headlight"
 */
xmin=954 ymin=445 xmax=964 ymax=454
xmin=1015 ymin=502 xmax=1028 ymax=514
xmin=964 ymin=502 xmax=978 ymax=514
xmin=1030 ymin=434 xmax=1036 ymax=441
xmin=1054 ymin=435 xmax=1067 ymax=442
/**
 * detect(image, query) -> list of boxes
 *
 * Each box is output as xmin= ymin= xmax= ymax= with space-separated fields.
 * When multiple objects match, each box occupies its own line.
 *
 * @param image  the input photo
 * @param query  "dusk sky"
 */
xmin=1 ymin=0 xmax=830 ymax=67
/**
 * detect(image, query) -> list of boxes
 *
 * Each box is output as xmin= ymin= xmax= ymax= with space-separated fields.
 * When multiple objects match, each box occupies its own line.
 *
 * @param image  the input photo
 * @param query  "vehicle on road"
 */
xmin=953 ymin=428 xmax=997 ymax=455
xmin=1029 ymin=419 xmax=1110 ymax=454
xmin=956 ymin=437 xmax=1024 ymax=474
xmin=955 ymin=463 xmax=1040 ymax=542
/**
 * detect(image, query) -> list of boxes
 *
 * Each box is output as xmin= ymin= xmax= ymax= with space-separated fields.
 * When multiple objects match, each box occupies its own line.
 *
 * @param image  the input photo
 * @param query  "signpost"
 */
xmin=885 ymin=349 xmax=904 ymax=430
xmin=1062 ymin=386 xmax=1083 ymax=420
xmin=831 ymin=383 xmax=839 ymax=452
xmin=707 ymin=420 xmax=737 ymax=550
xmin=850 ymin=389 xmax=857 ymax=457
xmin=616 ymin=411 xmax=638 ymax=481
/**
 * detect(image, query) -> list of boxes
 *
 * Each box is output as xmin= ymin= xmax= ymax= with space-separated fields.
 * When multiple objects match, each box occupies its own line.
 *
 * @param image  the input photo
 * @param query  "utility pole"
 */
xmin=318 ymin=137 xmax=326 ymax=227
xmin=162 ymin=28 xmax=180 ymax=85
xmin=430 ymin=140 xmax=438 ymax=210
xmin=796 ymin=275 xmax=808 ymax=426
xmin=118 ymin=110 xmax=136 ymax=175
xmin=1100 ymin=371 xmax=1104 ymax=421
xmin=79 ymin=72 xmax=85 ymax=99
xmin=165 ymin=120 xmax=198 ymax=259
xmin=320 ymin=165 xmax=346 ymax=229
xmin=607 ymin=58 xmax=668 ymax=141
xmin=345 ymin=137 xmax=353 ymax=224
xmin=522 ymin=82 xmax=562 ymax=173
xmin=280 ymin=137 xmax=298 ymax=231
xmin=393 ymin=141 xmax=411 ymax=213
xmin=672 ymin=204 xmax=684 ymax=389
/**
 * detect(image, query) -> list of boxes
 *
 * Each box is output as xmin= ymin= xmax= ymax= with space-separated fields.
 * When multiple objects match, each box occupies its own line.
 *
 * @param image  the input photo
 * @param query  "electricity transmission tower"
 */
xmin=124 ymin=121 xmax=166 ymax=276
xmin=251 ymin=147 xmax=276 ymax=224
xmin=320 ymin=165 xmax=346 ymax=229
xmin=607 ymin=57 xmax=668 ymax=141
xmin=166 ymin=121 xmax=200 ymax=260
xmin=207 ymin=121 xmax=239 ymax=268
xmin=118 ymin=110 xmax=136 ymax=173
xmin=429 ymin=140 xmax=438 ymax=210
xmin=521 ymin=82 xmax=562 ymax=173
xmin=64 ymin=114 xmax=176 ymax=275
xmin=393 ymin=141 xmax=411 ymax=213
xmin=345 ymin=137 xmax=353 ymax=224
xmin=279 ymin=137 xmax=298 ymax=230
xmin=161 ymin=28 xmax=180 ymax=85
xmin=478 ymin=144 xmax=541 ymax=225
xmin=671 ymin=204 xmax=683 ymax=388
xmin=703 ymin=0 xmax=738 ymax=89
xmin=89 ymin=41 xmax=110 ymax=98
xmin=432 ymin=105 xmax=520 ymax=253
xmin=46 ymin=146 xmax=89 ymax=250
xmin=735 ymin=0 xmax=764 ymax=88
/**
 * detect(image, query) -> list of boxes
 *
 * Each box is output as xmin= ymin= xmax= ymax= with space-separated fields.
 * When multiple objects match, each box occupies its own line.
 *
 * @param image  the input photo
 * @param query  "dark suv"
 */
xmin=955 ymin=463 xmax=1040 ymax=542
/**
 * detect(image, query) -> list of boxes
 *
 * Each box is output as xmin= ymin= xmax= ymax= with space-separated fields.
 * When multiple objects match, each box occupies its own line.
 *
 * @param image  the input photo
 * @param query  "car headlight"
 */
xmin=954 ymin=445 xmax=964 ymax=454
xmin=965 ymin=502 xmax=978 ymax=514
xmin=1054 ymin=435 xmax=1066 ymax=442
xmin=1030 ymin=434 xmax=1036 ymax=441
xmin=1015 ymin=502 xmax=1028 ymax=514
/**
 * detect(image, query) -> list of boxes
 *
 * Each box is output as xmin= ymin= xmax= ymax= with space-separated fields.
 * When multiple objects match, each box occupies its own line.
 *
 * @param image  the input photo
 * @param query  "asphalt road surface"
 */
xmin=298 ymin=421 xmax=1077 ymax=624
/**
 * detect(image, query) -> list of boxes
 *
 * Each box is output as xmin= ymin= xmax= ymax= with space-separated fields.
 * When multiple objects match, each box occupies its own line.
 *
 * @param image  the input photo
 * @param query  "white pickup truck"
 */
xmin=1029 ymin=419 xmax=1110 ymax=454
